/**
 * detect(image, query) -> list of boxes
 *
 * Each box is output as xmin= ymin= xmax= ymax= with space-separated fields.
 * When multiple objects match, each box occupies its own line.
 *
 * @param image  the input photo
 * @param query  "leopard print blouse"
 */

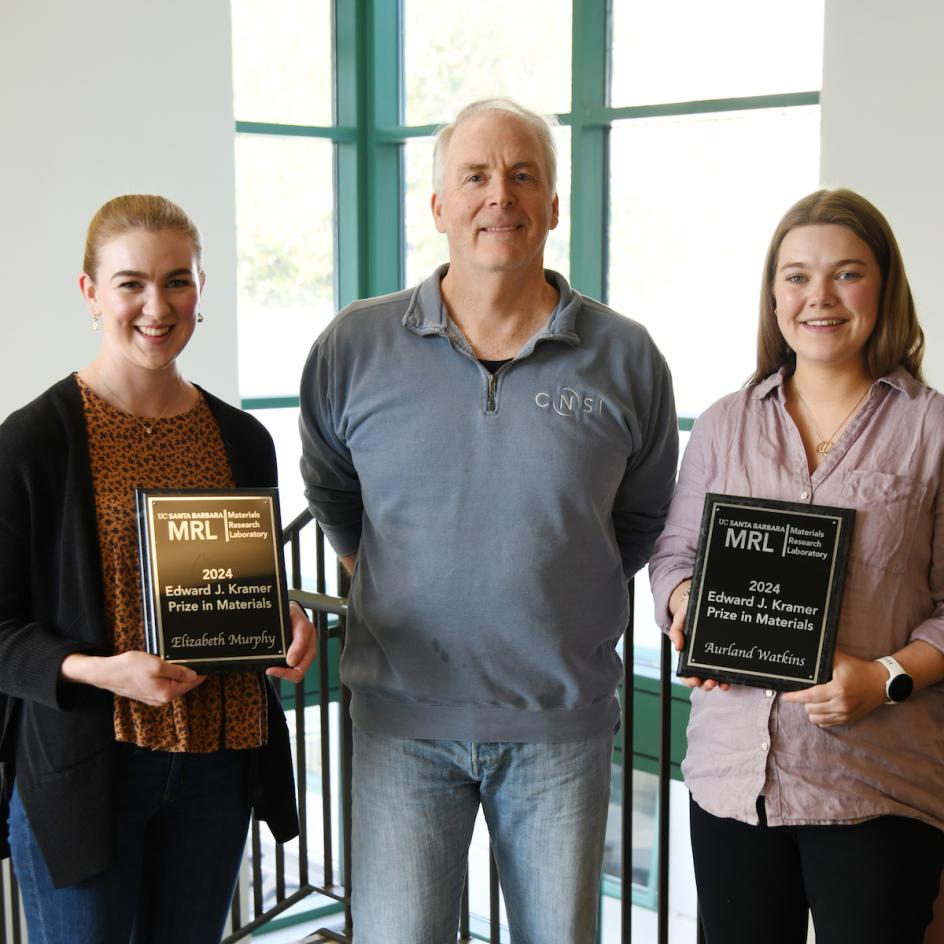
xmin=77 ymin=375 xmax=266 ymax=752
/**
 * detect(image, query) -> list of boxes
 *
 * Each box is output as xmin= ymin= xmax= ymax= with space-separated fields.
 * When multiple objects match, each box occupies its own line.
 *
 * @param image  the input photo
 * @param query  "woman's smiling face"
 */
xmin=773 ymin=223 xmax=881 ymax=374
xmin=80 ymin=228 xmax=204 ymax=375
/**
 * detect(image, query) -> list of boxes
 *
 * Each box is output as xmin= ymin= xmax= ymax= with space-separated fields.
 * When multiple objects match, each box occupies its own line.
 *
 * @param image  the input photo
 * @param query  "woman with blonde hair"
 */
xmin=0 ymin=194 xmax=315 ymax=943
xmin=650 ymin=189 xmax=944 ymax=943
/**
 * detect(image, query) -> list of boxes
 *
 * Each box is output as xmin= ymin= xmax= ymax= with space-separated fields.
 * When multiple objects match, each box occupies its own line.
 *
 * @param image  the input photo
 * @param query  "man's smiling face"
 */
xmin=431 ymin=109 xmax=559 ymax=279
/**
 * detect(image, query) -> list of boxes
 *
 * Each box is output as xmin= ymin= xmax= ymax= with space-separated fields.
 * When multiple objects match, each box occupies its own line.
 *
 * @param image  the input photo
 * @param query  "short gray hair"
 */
xmin=432 ymin=98 xmax=559 ymax=196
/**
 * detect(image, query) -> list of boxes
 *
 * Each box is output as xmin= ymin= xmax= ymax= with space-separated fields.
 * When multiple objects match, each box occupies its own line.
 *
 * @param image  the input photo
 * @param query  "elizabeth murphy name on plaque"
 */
xmin=136 ymin=488 xmax=291 ymax=672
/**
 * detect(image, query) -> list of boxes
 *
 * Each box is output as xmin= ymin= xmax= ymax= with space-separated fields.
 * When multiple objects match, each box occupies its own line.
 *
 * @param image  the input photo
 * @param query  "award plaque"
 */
xmin=678 ymin=494 xmax=856 ymax=691
xmin=135 ymin=488 xmax=291 ymax=672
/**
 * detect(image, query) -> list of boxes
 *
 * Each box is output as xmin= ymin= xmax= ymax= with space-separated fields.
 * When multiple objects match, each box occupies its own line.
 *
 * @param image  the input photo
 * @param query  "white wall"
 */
xmin=820 ymin=0 xmax=944 ymax=388
xmin=0 ymin=0 xmax=238 ymax=421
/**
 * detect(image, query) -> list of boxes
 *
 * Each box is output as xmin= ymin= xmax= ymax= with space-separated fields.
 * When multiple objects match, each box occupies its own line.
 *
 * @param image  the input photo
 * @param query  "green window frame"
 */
xmin=235 ymin=0 xmax=820 ymax=927
xmin=238 ymin=0 xmax=817 ymax=418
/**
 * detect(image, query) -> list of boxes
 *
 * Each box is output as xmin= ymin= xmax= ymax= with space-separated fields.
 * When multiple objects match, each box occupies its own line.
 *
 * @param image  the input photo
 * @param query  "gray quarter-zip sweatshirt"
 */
xmin=300 ymin=267 xmax=678 ymax=742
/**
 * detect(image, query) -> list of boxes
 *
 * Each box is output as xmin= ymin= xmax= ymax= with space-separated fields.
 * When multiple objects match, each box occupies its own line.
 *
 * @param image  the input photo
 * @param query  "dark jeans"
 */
xmin=690 ymin=795 xmax=944 ymax=944
xmin=8 ymin=744 xmax=252 ymax=944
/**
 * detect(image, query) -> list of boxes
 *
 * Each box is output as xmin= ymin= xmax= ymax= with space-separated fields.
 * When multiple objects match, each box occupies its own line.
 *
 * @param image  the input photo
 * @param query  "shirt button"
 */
xmin=761 ymin=741 xmax=770 ymax=751
xmin=765 ymin=689 xmax=775 ymax=698
xmin=799 ymin=490 xmax=810 ymax=500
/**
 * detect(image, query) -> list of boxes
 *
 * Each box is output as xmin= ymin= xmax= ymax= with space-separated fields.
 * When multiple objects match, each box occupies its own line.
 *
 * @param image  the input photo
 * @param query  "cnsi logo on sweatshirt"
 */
xmin=534 ymin=386 xmax=605 ymax=418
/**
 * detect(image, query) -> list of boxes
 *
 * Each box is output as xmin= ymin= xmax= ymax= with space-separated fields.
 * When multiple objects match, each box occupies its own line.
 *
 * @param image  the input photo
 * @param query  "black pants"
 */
xmin=690 ymin=795 xmax=944 ymax=944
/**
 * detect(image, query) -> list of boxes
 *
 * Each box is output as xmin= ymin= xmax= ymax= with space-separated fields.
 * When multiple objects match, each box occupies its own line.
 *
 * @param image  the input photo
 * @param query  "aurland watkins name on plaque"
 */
xmin=678 ymin=494 xmax=856 ymax=691
xmin=136 ymin=488 xmax=291 ymax=672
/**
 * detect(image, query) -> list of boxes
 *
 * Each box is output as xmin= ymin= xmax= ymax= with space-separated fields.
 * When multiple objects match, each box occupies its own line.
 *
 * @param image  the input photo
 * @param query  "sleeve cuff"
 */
xmin=319 ymin=524 xmax=362 ymax=559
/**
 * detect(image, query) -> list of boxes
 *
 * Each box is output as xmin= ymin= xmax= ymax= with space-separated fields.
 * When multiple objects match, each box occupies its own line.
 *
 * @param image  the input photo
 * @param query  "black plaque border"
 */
xmin=136 ymin=487 xmax=291 ymax=672
xmin=677 ymin=493 xmax=855 ymax=691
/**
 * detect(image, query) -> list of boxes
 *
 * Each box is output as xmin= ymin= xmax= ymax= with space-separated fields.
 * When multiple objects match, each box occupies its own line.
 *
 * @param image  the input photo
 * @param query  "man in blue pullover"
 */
xmin=300 ymin=98 xmax=678 ymax=943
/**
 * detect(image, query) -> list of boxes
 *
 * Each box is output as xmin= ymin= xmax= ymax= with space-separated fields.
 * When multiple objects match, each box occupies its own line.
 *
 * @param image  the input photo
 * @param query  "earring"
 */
xmin=197 ymin=312 xmax=204 ymax=323
xmin=91 ymin=315 xmax=101 ymax=331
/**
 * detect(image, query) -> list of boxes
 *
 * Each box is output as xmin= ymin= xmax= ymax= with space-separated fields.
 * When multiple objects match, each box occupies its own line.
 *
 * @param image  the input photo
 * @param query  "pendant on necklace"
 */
xmin=815 ymin=440 xmax=833 ymax=456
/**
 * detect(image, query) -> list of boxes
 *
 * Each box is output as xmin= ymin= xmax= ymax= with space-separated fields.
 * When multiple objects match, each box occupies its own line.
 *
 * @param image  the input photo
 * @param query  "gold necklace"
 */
xmin=92 ymin=366 xmax=175 ymax=435
xmin=793 ymin=383 xmax=870 ymax=455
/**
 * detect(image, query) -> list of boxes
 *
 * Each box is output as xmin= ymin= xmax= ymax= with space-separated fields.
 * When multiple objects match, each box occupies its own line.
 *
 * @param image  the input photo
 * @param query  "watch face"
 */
xmin=887 ymin=673 xmax=914 ymax=703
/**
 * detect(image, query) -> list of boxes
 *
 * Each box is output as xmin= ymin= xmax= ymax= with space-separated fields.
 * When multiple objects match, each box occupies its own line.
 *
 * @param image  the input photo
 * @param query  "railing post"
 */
xmin=459 ymin=874 xmax=471 ymax=941
xmin=489 ymin=849 xmax=501 ymax=943
xmin=622 ymin=577 xmax=634 ymax=944
xmin=339 ymin=565 xmax=354 ymax=934
xmin=1 ymin=859 xmax=7 ymax=944
xmin=658 ymin=633 xmax=673 ymax=944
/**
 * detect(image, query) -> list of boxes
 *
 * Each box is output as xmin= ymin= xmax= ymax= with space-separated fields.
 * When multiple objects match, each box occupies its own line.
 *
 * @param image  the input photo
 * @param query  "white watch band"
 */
xmin=875 ymin=655 xmax=908 ymax=704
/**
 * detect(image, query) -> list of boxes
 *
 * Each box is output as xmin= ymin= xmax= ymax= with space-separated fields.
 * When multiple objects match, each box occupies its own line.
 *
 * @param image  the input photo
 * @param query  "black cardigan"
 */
xmin=0 ymin=376 xmax=299 ymax=886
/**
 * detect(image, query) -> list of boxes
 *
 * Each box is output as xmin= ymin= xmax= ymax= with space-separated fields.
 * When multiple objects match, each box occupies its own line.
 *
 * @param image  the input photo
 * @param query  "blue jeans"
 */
xmin=351 ymin=727 xmax=614 ymax=944
xmin=8 ymin=744 xmax=251 ymax=944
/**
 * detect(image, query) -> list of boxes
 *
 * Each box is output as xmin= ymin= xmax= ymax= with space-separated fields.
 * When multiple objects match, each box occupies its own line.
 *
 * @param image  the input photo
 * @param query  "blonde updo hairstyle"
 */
xmin=83 ymin=194 xmax=202 ymax=279
xmin=752 ymin=188 xmax=924 ymax=384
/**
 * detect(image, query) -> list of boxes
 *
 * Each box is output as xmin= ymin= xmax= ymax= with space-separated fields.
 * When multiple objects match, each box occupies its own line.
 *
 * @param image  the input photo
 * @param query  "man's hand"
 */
xmin=60 ymin=651 xmax=205 ymax=706
xmin=266 ymin=600 xmax=317 ymax=684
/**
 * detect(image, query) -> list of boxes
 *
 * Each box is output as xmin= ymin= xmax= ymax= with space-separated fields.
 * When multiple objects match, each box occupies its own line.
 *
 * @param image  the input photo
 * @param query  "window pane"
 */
xmin=402 ymin=0 xmax=571 ymax=125
xmin=403 ymin=138 xmax=438 ymax=288
xmin=246 ymin=406 xmax=343 ymax=596
xmin=231 ymin=0 xmax=332 ymax=125
xmin=611 ymin=0 xmax=824 ymax=106
xmin=607 ymin=107 xmax=820 ymax=417
xmin=602 ymin=765 xmax=659 ymax=891
xmin=546 ymin=126 xmax=571 ymax=281
xmin=247 ymin=407 xmax=308 ymax=524
xmin=235 ymin=134 xmax=334 ymax=399
xmin=403 ymin=128 xmax=570 ymax=288
xmin=632 ymin=428 xmax=687 ymax=673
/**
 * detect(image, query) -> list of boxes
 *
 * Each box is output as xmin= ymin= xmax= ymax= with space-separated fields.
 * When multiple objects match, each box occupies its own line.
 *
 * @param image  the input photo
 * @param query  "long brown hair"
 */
xmin=751 ymin=188 xmax=924 ymax=384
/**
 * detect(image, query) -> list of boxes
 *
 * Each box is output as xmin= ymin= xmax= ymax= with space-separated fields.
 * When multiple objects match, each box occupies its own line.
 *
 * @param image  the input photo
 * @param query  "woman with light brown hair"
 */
xmin=753 ymin=188 xmax=925 ymax=383
xmin=650 ymin=188 xmax=944 ymax=943
xmin=0 ymin=195 xmax=316 ymax=943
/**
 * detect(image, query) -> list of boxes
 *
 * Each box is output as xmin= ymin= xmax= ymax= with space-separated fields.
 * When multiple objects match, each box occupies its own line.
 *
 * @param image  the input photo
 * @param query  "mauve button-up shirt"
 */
xmin=649 ymin=367 xmax=944 ymax=830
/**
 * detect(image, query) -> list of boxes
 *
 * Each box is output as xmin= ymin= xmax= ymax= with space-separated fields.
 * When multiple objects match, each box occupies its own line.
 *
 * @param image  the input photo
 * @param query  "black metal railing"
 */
xmin=225 ymin=509 xmax=353 ymax=943
xmin=0 ymin=507 xmax=696 ymax=943
xmin=231 ymin=509 xmax=697 ymax=943
xmin=0 ymin=859 xmax=23 ymax=944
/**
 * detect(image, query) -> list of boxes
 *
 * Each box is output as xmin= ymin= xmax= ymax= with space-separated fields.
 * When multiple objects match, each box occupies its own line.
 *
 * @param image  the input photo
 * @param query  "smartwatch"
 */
xmin=875 ymin=655 xmax=914 ymax=704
